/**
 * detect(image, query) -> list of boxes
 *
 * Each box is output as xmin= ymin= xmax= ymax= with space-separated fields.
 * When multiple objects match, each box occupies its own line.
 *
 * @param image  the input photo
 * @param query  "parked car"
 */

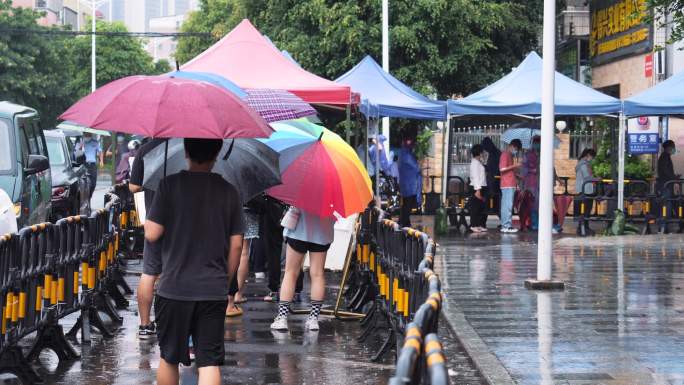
xmin=0 ymin=189 xmax=17 ymax=236
xmin=44 ymin=130 xmax=90 ymax=220
xmin=0 ymin=101 xmax=52 ymax=228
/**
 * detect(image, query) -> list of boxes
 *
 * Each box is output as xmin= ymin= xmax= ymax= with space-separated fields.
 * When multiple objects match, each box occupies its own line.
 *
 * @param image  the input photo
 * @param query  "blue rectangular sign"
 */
xmin=628 ymin=133 xmax=659 ymax=154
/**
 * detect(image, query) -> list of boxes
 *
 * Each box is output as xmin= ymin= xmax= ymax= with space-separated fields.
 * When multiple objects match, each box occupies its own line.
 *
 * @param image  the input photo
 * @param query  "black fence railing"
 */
xmin=345 ymin=206 xmax=448 ymax=385
xmin=0 ymin=187 xmax=132 ymax=383
xmin=108 ymin=182 xmax=144 ymax=259
xmin=446 ymin=176 xmax=684 ymax=236
xmin=575 ymin=179 xmax=657 ymax=235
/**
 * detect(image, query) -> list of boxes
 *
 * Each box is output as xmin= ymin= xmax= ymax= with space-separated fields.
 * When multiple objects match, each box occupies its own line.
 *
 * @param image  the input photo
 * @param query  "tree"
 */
xmin=175 ymin=0 xmax=244 ymax=64
xmin=176 ymin=0 xmax=541 ymax=99
xmin=0 ymin=0 xmax=75 ymax=127
xmin=154 ymin=59 xmax=172 ymax=73
xmin=67 ymin=19 xmax=161 ymax=99
xmin=646 ymin=0 xmax=684 ymax=43
xmin=0 ymin=2 xmax=164 ymax=127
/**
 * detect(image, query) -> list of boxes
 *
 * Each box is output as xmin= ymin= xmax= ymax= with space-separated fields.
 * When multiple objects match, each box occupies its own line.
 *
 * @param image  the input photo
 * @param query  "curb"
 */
xmin=441 ymin=307 xmax=517 ymax=385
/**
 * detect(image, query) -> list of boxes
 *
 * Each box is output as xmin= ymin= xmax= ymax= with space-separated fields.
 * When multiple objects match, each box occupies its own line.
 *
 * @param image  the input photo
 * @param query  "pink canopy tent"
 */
xmin=182 ymin=19 xmax=352 ymax=105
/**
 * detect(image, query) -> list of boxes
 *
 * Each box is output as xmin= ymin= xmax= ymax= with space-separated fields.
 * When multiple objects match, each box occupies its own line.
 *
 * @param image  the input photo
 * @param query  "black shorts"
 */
xmin=286 ymin=237 xmax=331 ymax=254
xmin=154 ymin=296 xmax=227 ymax=367
xmin=142 ymin=239 xmax=162 ymax=276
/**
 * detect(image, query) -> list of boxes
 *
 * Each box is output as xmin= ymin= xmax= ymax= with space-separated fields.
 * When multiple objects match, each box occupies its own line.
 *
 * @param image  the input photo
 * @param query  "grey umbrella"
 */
xmin=142 ymin=138 xmax=281 ymax=203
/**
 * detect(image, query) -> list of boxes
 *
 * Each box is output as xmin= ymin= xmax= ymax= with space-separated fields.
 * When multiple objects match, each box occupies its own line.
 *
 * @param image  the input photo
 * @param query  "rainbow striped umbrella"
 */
xmin=261 ymin=119 xmax=372 ymax=217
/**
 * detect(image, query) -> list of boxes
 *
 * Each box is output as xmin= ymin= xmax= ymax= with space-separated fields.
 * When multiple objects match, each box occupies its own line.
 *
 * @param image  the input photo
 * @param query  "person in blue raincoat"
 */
xmin=368 ymin=135 xmax=390 ymax=176
xmin=356 ymin=135 xmax=391 ymax=193
xmin=398 ymin=137 xmax=422 ymax=227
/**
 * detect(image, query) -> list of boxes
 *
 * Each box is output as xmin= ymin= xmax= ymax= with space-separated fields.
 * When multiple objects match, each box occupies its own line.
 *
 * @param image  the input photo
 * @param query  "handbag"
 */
xmin=280 ymin=207 xmax=300 ymax=230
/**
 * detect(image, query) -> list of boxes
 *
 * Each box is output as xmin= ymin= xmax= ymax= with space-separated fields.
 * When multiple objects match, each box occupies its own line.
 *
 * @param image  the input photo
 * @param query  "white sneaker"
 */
xmin=552 ymin=228 xmax=559 ymax=234
xmin=254 ymin=272 xmax=266 ymax=279
xmin=305 ymin=317 xmax=319 ymax=331
xmin=270 ymin=316 xmax=288 ymax=331
xmin=479 ymin=227 xmax=488 ymax=232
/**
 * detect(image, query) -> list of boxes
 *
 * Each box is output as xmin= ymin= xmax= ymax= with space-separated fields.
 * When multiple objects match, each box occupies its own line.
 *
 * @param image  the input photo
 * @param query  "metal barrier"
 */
xmin=0 ymin=191 xmax=129 ymax=382
xmin=576 ymin=179 xmax=655 ymax=236
xmin=108 ymin=182 xmax=143 ymax=260
xmin=445 ymin=176 xmax=469 ymax=233
xmin=657 ymin=180 xmax=684 ymax=234
xmin=346 ymin=205 xmax=448 ymax=384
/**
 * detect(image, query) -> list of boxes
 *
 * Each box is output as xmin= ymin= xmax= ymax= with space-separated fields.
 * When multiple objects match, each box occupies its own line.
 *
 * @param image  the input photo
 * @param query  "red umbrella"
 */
xmin=59 ymin=75 xmax=273 ymax=139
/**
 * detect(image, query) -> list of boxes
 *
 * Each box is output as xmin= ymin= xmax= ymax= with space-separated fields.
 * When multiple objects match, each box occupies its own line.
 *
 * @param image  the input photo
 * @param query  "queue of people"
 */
xmin=469 ymin=136 xmax=584 ymax=234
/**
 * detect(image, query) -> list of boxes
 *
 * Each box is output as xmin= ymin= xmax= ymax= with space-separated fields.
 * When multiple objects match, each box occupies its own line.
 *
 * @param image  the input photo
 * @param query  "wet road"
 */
xmin=2 ymin=265 xmax=485 ymax=385
xmin=4 ymin=271 xmax=396 ymax=385
xmin=435 ymin=230 xmax=684 ymax=385
xmin=0 ymin=180 xmax=486 ymax=384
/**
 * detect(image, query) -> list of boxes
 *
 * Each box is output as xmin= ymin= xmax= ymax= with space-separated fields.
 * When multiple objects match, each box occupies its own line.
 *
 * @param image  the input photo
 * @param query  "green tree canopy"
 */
xmin=646 ymin=0 xmax=684 ymax=43
xmin=1 ymin=0 xmax=167 ymax=127
xmin=67 ymin=19 xmax=161 ymax=98
xmin=176 ymin=0 xmax=541 ymax=99
xmin=0 ymin=0 xmax=74 ymax=126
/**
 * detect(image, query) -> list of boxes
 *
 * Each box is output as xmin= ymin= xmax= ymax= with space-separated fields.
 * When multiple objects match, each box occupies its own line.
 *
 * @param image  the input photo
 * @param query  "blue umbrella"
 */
xmin=166 ymin=70 xmax=247 ymax=99
xmin=500 ymin=126 xmax=560 ymax=150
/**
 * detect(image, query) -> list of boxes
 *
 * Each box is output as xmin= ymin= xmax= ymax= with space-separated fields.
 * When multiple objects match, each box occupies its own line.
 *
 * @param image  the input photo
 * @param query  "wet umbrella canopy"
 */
xmin=141 ymin=138 xmax=281 ymax=203
xmin=501 ymin=124 xmax=560 ymax=150
xmin=260 ymin=119 xmax=372 ymax=217
xmin=59 ymin=75 xmax=273 ymax=139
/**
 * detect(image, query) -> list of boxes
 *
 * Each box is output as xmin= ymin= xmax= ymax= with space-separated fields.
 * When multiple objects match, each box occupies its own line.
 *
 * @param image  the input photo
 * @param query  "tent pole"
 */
xmin=382 ymin=0 xmax=390 ymax=150
xmin=365 ymin=116 xmax=370 ymax=167
xmin=375 ymin=119 xmax=381 ymax=199
xmin=617 ymin=112 xmax=626 ymax=211
xmin=345 ymin=105 xmax=352 ymax=143
xmin=533 ymin=0 xmax=557 ymax=285
xmin=441 ymin=115 xmax=451 ymax=204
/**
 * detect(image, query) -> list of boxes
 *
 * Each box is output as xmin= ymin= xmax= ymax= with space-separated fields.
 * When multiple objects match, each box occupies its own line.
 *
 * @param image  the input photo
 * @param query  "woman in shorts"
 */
xmin=270 ymin=208 xmax=335 ymax=331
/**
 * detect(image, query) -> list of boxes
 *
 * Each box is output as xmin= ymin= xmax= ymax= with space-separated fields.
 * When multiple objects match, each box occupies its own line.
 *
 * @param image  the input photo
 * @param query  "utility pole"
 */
xmin=525 ymin=0 xmax=564 ymax=290
xmin=381 ymin=0 xmax=390 ymax=147
xmin=91 ymin=0 xmax=97 ymax=93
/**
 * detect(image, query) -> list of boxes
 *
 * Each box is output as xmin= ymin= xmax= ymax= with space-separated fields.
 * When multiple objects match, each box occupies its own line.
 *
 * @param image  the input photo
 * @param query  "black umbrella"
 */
xmin=142 ymin=138 xmax=281 ymax=203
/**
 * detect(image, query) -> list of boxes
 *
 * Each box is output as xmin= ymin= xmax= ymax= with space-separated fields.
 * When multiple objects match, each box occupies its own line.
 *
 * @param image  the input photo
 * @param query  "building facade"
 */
xmin=588 ymin=0 xmax=684 ymax=174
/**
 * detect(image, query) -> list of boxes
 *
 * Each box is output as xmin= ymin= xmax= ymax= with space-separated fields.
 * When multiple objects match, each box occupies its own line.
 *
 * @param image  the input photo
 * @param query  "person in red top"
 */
xmin=499 ymin=139 xmax=522 ymax=233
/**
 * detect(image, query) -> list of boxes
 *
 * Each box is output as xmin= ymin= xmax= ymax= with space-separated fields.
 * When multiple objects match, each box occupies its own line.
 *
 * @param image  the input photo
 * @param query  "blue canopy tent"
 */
xmin=447 ymin=52 xmax=622 ymax=116
xmin=623 ymin=70 xmax=684 ymax=116
xmin=336 ymin=55 xmax=446 ymax=121
xmin=447 ymin=51 xmax=627 ymax=207
xmin=336 ymin=55 xmax=447 ymax=198
xmin=621 ymin=70 xmax=684 ymax=214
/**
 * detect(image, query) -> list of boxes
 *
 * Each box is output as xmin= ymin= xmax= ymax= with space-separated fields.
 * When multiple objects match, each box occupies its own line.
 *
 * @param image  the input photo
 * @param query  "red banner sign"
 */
xmin=645 ymin=53 xmax=653 ymax=78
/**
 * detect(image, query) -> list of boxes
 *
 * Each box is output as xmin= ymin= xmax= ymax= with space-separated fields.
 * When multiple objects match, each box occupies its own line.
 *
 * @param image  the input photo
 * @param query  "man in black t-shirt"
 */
xmin=129 ymin=138 xmax=166 ymax=339
xmin=145 ymin=138 xmax=244 ymax=385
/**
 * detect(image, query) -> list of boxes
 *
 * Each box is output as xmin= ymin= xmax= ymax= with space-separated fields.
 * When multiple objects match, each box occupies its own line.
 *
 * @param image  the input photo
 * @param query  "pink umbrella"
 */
xmin=60 ymin=75 xmax=273 ymax=139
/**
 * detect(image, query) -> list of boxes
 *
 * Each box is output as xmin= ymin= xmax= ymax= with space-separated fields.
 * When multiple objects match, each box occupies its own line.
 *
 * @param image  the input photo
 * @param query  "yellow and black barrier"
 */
xmin=108 ymin=182 xmax=143 ymax=260
xmin=657 ymin=179 xmax=684 ymax=234
xmin=445 ymin=176 xmax=469 ymax=233
xmin=576 ymin=179 xmax=656 ymax=236
xmin=346 ymin=204 xmax=448 ymax=384
xmin=0 ymin=191 xmax=126 ymax=383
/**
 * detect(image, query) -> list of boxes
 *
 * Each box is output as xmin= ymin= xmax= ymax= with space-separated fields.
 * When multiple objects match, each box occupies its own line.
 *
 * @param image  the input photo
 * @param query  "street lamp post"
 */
xmin=525 ymin=0 xmax=564 ymax=290
xmin=91 ymin=0 xmax=96 ymax=93
xmin=381 ymin=0 xmax=390 ymax=152
xmin=91 ymin=0 xmax=110 ymax=93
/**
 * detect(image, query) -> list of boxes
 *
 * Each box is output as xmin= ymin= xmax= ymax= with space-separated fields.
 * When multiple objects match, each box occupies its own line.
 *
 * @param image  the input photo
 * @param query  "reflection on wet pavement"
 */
xmin=1 ymin=271 xmax=397 ymax=385
xmin=435 ymin=231 xmax=684 ymax=385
